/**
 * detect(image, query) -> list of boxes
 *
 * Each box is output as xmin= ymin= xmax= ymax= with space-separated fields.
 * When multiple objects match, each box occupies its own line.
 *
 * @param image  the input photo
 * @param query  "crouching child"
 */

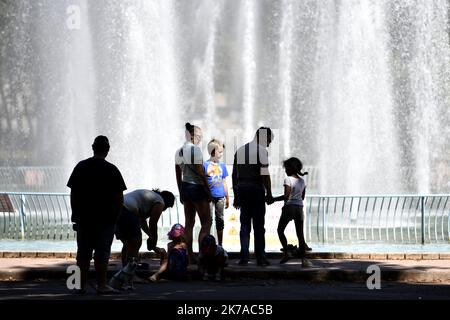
xmin=198 ymin=234 xmax=228 ymax=281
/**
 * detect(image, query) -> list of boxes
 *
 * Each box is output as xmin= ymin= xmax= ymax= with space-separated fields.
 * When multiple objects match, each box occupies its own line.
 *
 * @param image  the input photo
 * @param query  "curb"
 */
xmin=2 ymin=268 xmax=449 ymax=283
xmin=2 ymin=251 xmax=450 ymax=260
xmin=1 ymin=261 xmax=450 ymax=283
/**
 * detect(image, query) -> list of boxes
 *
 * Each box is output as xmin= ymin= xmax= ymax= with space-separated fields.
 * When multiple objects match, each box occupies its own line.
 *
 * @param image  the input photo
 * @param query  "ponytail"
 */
xmin=185 ymin=122 xmax=195 ymax=135
xmin=283 ymin=157 xmax=308 ymax=177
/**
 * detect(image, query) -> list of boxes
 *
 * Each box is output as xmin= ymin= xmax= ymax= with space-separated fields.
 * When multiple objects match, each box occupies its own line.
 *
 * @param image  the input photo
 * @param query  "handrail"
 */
xmin=0 ymin=192 xmax=448 ymax=244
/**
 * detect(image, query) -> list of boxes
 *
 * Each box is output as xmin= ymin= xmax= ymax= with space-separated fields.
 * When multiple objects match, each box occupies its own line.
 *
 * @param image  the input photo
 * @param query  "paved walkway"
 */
xmin=2 ymin=278 xmax=450 ymax=301
xmin=1 ymin=252 xmax=450 ymax=283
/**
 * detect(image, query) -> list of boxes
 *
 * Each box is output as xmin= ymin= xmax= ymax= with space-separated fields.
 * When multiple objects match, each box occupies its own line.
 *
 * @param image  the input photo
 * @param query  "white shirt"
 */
xmin=283 ymin=176 xmax=306 ymax=206
xmin=175 ymin=142 xmax=204 ymax=185
xmin=124 ymin=189 xmax=164 ymax=218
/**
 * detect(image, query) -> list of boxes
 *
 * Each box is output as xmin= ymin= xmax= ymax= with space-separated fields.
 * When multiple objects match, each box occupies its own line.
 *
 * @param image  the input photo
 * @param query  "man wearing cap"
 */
xmin=67 ymin=135 xmax=127 ymax=294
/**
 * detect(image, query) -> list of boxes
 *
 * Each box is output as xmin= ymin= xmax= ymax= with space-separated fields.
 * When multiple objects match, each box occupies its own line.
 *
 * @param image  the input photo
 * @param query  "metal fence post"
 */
xmin=323 ymin=197 xmax=326 ymax=244
xmin=421 ymin=196 xmax=425 ymax=245
xmin=317 ymin=197 xmax=321 ymax=242
xmin=19 ymin=194 xmax=26 ymax=240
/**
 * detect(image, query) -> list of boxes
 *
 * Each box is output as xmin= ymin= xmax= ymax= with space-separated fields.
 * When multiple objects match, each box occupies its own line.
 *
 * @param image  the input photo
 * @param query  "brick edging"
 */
xmin=1 ymin=251 xmax=449 ymax=260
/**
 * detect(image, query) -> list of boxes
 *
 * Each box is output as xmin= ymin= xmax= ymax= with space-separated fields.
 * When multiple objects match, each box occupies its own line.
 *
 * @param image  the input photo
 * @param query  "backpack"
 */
xmin=167 ymin=247 xmax=188 ymax=281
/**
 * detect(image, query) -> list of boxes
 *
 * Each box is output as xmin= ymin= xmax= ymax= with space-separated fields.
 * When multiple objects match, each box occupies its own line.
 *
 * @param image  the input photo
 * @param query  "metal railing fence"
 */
xmin=0 ymin=192 xmax=448 ymax=244
xmin=303 ymin=195 xmax=450 ymax=244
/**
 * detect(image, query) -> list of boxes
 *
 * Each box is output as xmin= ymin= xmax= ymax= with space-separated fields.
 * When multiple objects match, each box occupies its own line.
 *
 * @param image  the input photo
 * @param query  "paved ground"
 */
xmin=2 ymin=279 xmax=445 ymax=320
xmin=1 ymin=252 xmax=449 ymax=299
xmin=1 ymin=256 xmax=450 ymax=283
xmin=0 ymin=255 xmax=448 ymax=318
xmin=1 ymin=278 xmax=449 ymax=300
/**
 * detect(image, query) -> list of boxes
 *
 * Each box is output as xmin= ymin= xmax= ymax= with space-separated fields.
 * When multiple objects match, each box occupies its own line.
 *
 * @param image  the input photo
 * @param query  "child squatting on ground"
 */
xmin=271 ymin=157 xmax=312 ymax=267
xmin=150 ymin=223 xmax=189 ymax=282
xmin=198 ymin=234 xmax=228 ymax=281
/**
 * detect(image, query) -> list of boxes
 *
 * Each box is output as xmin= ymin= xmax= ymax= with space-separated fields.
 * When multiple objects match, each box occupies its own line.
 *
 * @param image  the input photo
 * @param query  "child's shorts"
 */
xmin=281 ymin=204 xmax=304 ymax=222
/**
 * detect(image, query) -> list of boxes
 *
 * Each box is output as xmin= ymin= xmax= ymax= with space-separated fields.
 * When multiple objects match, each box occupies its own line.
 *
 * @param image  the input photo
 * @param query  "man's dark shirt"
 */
xmin=67 ymin=157 xmax=127 ymax=226
xmin=233 ymin=141 xmax=270 ymax=188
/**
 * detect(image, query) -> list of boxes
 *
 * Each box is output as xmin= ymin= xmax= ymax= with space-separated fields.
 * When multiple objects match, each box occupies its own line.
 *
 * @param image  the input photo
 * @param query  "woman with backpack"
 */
xmin=149 ymin=223 xmax=189 ymax=282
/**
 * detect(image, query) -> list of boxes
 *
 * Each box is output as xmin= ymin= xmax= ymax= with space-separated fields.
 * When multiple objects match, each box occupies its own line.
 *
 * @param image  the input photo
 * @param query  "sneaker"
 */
xmin=302 ymin=259 xmax=313 ymax=268
xmin=279 ymin=253 xmax=292 ymax=264
xmin=214 ymin=273 xmax=222 ymax=281
xmin=203 ymin=273 xmax=210 ymax=281
xmin=257 ymin=258 xmax=271 ymax=266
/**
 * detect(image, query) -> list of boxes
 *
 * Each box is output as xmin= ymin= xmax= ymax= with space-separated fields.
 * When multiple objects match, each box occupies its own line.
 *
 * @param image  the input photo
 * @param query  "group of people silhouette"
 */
xmin=67 ymin=123 xmax=311 ymax=293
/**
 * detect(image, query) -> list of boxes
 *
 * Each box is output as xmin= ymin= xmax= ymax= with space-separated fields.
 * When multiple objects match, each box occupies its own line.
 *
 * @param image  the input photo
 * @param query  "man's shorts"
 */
xmin=76 ymin=224 xmax=115 ymax=264
xmin=115 ymin=207 xmax=142 ymax=241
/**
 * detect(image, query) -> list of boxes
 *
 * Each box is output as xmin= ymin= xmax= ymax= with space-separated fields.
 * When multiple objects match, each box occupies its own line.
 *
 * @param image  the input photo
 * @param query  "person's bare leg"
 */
xmin=195 ymin=200 xmax=212 ymax=249
xmin=77 ymin=259 xmax=90 ymax=291
xmin=121 ymin=241 xmax=128 ymax=267
xmin=125 ymin=236 xmax=143 ymax=283
xmin=294 ymin=219 xmax=306 ymax=258
xmin=126 ymin=236 xmax=142 ymax=262
xmin=300 ymin=227 xmax=308 ymax=249
xmin=94 ymin=260 xmax=109 ymax=290
xmin=184 ymin=201 xmax=197 ymax=262
xmin=150 ymin=259 xmax=168 ymax=282
xmin=297 ymin=220 xmax=311 ymax=250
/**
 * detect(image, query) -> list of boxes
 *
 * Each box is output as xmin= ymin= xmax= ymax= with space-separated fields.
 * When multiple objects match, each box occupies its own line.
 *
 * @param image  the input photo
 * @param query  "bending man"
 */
xmin=115 ymin=189 xmax=175 ymax=266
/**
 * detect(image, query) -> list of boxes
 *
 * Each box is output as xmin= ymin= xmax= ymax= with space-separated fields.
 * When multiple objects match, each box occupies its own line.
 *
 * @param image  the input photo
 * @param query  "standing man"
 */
xmin=67 ymin=135 xmax=127 ymax=294
xmin=232 ymin=127 xmax=274 ymax=266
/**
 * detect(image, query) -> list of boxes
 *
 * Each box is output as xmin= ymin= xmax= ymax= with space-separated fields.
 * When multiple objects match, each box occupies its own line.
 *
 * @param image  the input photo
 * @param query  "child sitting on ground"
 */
xmin=271 ymin=157 xmax=312 ymax=267
xmin=149 ymin=223 xmax=189 ymax=282
xmin=198 ymin=234 xmax=228 ymax=281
